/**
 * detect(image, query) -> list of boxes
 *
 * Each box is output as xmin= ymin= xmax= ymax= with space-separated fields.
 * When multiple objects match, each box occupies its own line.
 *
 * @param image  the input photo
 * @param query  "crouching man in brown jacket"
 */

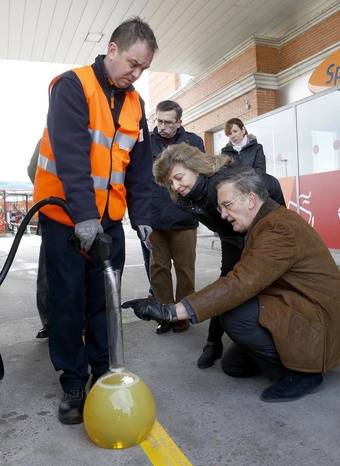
xmin=123 ymin=166 xmax=340 ymax=402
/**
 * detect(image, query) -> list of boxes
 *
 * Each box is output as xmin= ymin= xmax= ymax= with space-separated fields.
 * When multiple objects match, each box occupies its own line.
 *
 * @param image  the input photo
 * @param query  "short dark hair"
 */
xmin=156 ymin=100 xmax=183 ymax=120
xmin=216 ymin=166 xmax=269 ymax=202
xmin=109 ymin=17 xmax=158 ymax=53
xmin=225 ymin=118 xmax=248 ymax=136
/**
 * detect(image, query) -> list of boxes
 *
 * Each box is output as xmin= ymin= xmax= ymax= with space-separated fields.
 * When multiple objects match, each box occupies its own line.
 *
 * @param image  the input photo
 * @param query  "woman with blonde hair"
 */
xmin=154 ymin=142 xmax=285 ymax=369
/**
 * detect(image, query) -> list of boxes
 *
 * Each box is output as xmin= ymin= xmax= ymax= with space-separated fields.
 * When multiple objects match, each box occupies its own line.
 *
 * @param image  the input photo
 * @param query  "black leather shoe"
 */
xmin=261 ymin=372 xmax=323 ymax=402
xmin=36 ymin=324 xmax=48 ymax=339
xmin=58 ymin=389 xmax=86 ymax=424
xmin=197 ymin=342 xmax=223 ymax=369
xmin=172 ymin=320 xmax=189 ymax=333
xmin=155 ymin=322 xmax=173 ymax=334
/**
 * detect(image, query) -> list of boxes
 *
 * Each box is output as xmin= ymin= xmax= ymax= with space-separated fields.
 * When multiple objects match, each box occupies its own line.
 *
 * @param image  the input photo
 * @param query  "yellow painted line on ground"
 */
xmin=140 ymin=420 xmax=193 ymax=466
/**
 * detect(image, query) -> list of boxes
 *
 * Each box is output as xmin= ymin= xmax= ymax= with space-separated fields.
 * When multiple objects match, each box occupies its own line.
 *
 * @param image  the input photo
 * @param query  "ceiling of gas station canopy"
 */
xmin=0 ymin=0 xmax=338 ymax=77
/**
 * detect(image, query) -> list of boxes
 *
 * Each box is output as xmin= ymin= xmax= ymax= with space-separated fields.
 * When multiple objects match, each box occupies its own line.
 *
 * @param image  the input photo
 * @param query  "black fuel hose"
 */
xmin=0 ymin=197 xmax=73 ymax=380
xmin=0 ymin=196 xmax=72 ymax=287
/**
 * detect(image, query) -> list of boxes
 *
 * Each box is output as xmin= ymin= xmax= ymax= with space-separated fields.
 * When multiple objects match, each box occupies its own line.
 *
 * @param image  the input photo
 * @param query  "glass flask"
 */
xmin=83 ymin=267 xmax=156 ymax=449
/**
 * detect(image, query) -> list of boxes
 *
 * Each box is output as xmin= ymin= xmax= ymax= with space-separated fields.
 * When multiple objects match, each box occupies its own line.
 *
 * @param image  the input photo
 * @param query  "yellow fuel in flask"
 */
xmin=83 ymin=264 xmax=156 ymax=449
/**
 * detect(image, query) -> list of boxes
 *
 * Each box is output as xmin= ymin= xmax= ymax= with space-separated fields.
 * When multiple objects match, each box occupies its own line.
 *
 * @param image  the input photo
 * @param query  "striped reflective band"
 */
xmin=110 ymin=171 xmax=125 ymax=184
xmin=114 ymin=131 xmax=136 ymax=151
xmin=37 ymin=154 xmax=57 ymax=175
xmin=88 ymin=128 xmax=136 ymax=152
xmin=37 ymin=154 xmax=123 ymax=189
xmin=89 ymin=129 xmax=113 ymax=149
xmin=92 ymin=175 xmax=108 ymax=190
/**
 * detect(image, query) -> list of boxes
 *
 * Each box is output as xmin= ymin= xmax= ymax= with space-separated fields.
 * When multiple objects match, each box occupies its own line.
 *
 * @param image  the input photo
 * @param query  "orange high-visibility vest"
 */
xmin=33 ymin=65 xmax=142 ymax=226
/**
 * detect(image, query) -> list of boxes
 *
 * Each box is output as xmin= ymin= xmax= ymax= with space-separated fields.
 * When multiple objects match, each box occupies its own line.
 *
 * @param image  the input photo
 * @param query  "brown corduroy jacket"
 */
xmin=185 ymin=199 xmax=340 ymax=372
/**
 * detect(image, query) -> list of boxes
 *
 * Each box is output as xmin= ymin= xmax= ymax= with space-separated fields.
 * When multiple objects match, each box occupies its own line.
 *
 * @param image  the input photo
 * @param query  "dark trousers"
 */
xmin=40 ymin=214 xmax=125 ymax=392
xmin=220 ymin=298 xmax=286 ymax=380
xmin=207 ymin=240 xmax=242 ymax=343
xmin=36 ymin=241 xmax=49 ymax=326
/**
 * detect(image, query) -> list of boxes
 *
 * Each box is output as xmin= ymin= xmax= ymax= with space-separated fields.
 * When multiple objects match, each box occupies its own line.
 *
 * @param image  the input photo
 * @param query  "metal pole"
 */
xmin=104 ymin=267 xmax=124 ymax=370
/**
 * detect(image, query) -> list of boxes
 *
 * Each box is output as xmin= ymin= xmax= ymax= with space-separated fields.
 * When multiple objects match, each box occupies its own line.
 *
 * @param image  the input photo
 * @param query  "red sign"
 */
xmin=280 ymin=171 xmax=340 ymax=249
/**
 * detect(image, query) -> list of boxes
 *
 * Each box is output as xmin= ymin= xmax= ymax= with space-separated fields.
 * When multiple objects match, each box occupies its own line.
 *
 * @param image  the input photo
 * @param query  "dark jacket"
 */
xmin=184 ymin=200 xmax=340 ymax=373
xmin=150 ymin=127 xmax=204 ymax=230
xmin=176 ymin=165 xmax=286 ymax=248
xmin=47 ymin=55 xmax=153 ymax=226
xmin=221 ymin=134 xmax=266 ymax=174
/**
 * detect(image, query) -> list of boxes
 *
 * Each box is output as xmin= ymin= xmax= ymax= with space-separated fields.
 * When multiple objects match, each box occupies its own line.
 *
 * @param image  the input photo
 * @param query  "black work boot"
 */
xmin=58 ymin=389 xmax=86 ymax=424
xmin=197 ymin=341 xmax=223 ymax=369
xmin=261 ymin=371 xmax=323 ymax=402
xmin=36 ymin=324 xmax=48 ymax=339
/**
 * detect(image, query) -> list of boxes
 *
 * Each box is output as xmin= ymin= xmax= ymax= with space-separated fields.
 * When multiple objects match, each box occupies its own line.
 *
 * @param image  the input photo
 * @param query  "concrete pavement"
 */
xmin=1 ymin=228 xmax=340 ymax=466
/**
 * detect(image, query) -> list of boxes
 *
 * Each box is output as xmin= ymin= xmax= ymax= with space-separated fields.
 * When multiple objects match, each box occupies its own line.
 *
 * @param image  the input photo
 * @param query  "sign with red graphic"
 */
xmin=279 ymin=171 xmax=340 ymax=249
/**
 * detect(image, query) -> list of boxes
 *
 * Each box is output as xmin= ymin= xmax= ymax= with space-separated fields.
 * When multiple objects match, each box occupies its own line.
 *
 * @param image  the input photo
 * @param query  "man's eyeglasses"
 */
xmin=217 ymin=196 xmax=241 ymax=213
xmin=156 ymin=118 xmax=178 ymax=126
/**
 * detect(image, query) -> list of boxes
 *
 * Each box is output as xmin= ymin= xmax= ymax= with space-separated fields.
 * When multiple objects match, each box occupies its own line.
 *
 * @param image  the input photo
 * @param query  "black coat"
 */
xmin=221 ymin=135 xmax=266 ymax=174
xmin=176 ymin=166 xmax=286 ymax=248
xmin=151 ymin=127 xmax=204 ymax=230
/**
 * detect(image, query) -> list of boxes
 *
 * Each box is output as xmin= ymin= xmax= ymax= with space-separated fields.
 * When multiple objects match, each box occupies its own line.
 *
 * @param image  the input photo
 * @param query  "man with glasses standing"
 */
xmin=148 ymin=100 xmax=204 ymax=334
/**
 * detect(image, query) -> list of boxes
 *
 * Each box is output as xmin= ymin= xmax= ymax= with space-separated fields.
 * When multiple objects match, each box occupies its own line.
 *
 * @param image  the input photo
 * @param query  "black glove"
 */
xmin=122 ymin=297 xmax=178 ymax=323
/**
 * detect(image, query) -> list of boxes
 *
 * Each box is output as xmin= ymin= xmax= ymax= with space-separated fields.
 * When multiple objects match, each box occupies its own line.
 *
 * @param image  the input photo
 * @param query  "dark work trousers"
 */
xmin=206 ymin=239 xmax=242 ymax=344
xmin=140 ymin=240 xmax=151 ymax=282
xmin=220 ymin=297 xmax=286 ymax=380
xmin=150 ymin=229 xmax=197 ymax=303
xmin=36 ymin=241 xmax=49 ymax=326
xmin=40 ymin=214 xmax=125 ymax=392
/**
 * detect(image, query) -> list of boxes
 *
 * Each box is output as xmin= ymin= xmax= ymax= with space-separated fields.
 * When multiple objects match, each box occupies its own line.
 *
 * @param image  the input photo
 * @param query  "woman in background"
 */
xmin=221 ymin=118 xmax=266 ymax=174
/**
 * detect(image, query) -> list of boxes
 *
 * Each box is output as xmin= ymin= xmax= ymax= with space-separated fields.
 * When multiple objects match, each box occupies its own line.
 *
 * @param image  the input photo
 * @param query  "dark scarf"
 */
xmin=185 ymin=174 xmax=208 ymax=203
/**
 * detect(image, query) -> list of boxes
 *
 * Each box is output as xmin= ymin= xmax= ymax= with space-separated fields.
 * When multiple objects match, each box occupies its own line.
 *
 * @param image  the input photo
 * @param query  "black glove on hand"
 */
xmin=122 ymin=297 xmax=178 ymax=323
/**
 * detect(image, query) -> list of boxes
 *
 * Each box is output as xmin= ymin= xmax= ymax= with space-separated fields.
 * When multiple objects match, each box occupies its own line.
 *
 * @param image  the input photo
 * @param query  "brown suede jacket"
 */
xmin=185 ymin=199 xmax=340 ymax=372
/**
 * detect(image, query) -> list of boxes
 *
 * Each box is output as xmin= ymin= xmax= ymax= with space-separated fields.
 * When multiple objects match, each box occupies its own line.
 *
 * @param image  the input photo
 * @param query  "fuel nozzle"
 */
xmin=69 ymin=232 xmax=112 ymax=266
xmin=89 ymin=233 xmax=112 ymax=266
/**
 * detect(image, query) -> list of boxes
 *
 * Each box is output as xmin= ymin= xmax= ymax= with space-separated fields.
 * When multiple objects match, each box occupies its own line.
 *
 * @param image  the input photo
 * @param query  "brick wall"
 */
xmin=256 ymin=44 xmax=281 ymax=74
xmin=281 ymin=10 xmax=340 ymax=71
xmin=175 ymin=45 xmax=258 ymax=111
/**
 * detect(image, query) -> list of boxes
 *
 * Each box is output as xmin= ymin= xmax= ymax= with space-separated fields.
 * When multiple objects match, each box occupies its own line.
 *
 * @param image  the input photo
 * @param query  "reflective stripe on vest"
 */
xmin=114 ymin=131 xmax=136 ymax=151
xmin=89 ymin=128 xmax=135 ymax=152
xmin=89 ymin=129 xmax=113 ymax=149
xmin=39 ymin=153 xmax=110 ymax=190
xmin=37 ymin=153 xmax=57 ymax=175
xmin=110 ymin=171 xmax=125 ymax=184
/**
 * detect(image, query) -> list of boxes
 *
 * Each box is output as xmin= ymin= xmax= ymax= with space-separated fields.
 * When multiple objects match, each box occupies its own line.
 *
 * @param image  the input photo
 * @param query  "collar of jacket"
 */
xmin=222 ymin=134 xmax=258 ymax=154
xmin=152 ymin=126 xmax=187 ymax=146
xmin=92 ymin=55 xmax=135 ymax=95
xmin=245 ymin=198 xmax=281 ymax=242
